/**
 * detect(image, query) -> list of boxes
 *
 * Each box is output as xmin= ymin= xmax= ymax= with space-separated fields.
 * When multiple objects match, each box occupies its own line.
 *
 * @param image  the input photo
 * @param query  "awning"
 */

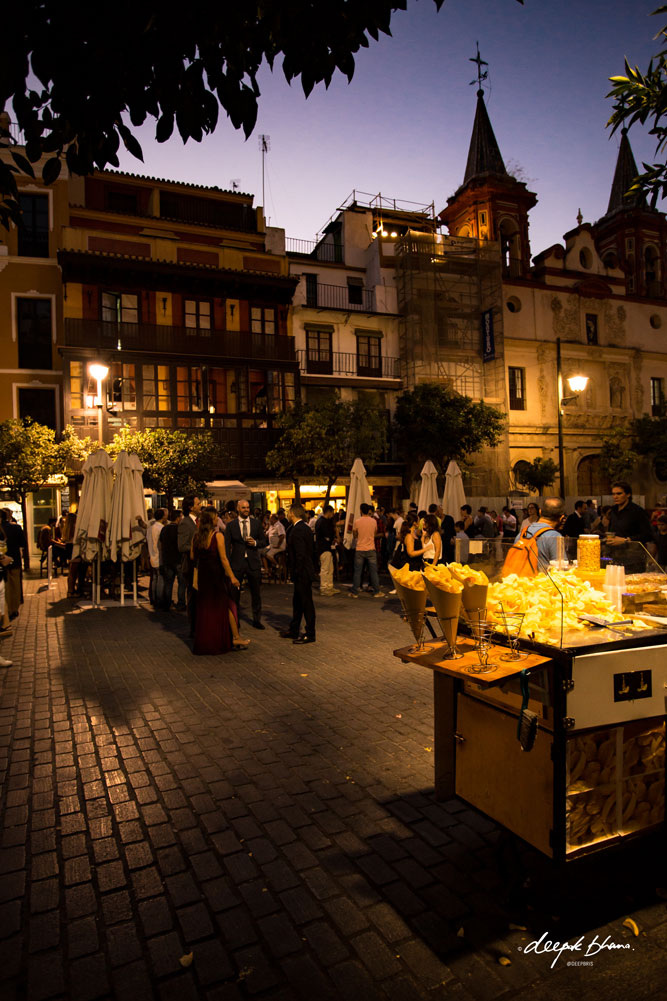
xmin=206 ymin=480 xmax=252 ymax=500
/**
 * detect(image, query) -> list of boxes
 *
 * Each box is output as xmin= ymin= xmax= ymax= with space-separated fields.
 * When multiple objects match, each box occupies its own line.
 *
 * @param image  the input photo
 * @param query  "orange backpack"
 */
xmin=502 ymin=525 xmax=553 ymax=578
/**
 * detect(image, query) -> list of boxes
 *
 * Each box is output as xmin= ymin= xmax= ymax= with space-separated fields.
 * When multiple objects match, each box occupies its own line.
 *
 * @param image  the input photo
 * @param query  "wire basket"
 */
xmin=465 ymin=608 xmax=497 ymax=674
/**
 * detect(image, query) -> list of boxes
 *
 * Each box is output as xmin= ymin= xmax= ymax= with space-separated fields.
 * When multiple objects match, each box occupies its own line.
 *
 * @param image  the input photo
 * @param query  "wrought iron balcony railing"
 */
xmin=297 ymin=350 xmax=400 ymax=379
xmin=285 ymin=238 xmax=343 ymax=263
xmin=303 ymin=282 xmax=375 ymax=311
xmin=63 ymin=318 xmax=297 ymax=363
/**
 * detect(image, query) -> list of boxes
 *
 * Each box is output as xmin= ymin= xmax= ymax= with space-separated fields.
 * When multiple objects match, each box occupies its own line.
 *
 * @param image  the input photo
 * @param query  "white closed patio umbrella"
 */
xmin=441 ymin=460 xmax=466 ymax=521
xmin=343 ymin=457 xmax=372 ymax=549
xmin=73 ymin=449 xmax=113 ymax=562
xmin=73 ymin=449 xmax=113 ymax=606
xmin=417 ymin=460 xmax=439 ymax=514
xmin=107 ymin=451 xmax=147 ymax=604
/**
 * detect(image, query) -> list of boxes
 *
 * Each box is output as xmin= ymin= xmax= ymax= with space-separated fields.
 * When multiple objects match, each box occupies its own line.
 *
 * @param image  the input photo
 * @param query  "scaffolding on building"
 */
xmin=394 ymin=231 xmax=510 ymax=493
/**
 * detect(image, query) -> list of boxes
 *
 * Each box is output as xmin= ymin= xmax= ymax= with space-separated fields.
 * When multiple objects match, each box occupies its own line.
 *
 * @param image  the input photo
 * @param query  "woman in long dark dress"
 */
xmin=191 ymin=512 xmax=249 ymax=655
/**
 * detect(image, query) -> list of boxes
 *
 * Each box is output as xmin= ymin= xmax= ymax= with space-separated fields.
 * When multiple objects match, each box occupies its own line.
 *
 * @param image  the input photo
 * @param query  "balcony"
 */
xmin=286 ymin=238 xmax=343 ymax=263
xmin=297 ymin=350 xmax=400 ymax=380
xmin=304 ymin=283 xmax=375 ymax=312
xmin=63 ymin=319 xmax=296 ymax=364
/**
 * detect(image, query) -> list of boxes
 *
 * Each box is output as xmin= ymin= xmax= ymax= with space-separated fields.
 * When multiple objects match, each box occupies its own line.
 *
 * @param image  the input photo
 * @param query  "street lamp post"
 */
xmin=556 ymin=338 xmax=589 ymax=498
xmin=88 ymin=362 xmax=109 ymax=446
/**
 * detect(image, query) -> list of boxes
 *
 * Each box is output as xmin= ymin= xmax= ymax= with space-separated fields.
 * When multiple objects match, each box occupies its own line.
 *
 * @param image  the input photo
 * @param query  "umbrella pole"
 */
xmin=133 ymin=560 xmax=137 ymax=606
xmin=120 ymin=560 xmax=125 ymax=606
xmin=96 ymin=551 xmax=101 ymax=607
xmin=47 ymin=546 xmax=53 ymax=589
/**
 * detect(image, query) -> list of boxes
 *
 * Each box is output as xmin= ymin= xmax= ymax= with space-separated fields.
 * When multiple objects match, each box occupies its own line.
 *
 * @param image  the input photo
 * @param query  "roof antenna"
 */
xmin=258 ymin=135 xmax=271 ymax=210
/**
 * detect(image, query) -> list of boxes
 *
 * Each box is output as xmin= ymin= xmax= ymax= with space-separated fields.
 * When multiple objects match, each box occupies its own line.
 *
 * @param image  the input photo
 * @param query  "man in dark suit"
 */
xmin=562 ymin=500 xmax=585 ymax=540
xmin=280 ymin=505 xmax=318 ymax=644
xmin=226 ymin=499 xmax=268 ymax=629
xmin=177 ymin=495 xmax=201 ymax=633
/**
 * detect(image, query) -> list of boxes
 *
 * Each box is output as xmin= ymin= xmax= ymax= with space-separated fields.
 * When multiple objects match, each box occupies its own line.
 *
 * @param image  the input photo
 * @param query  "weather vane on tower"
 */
xmin=469 ymin=42 xmax=488 ymax=95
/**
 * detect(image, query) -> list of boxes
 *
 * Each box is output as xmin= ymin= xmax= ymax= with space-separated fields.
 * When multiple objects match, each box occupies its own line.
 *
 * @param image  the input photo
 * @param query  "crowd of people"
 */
xmin=4 ymin=479 xmax=667 ymax=666
xmin=505 ymin=482 xmax=662 ymax=571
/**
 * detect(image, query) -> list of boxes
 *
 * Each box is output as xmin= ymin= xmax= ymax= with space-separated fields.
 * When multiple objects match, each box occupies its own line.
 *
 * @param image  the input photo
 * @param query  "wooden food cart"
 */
xmin=395 ymin=626 xmax=667 ymax=862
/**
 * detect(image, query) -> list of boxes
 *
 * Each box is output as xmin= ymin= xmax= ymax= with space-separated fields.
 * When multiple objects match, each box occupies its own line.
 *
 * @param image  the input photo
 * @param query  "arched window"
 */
xmin=603 ymin=250 xmax=618 ymax=270
xmin=511 ymin=459 xmax=532 ymax=490
xmin=645 ymin=244 xmax=661 ymax=297
xmin=577 ymin=455 xmax=605 ymax=495
xmin=499 ymin=219 xmax=521 ymax=277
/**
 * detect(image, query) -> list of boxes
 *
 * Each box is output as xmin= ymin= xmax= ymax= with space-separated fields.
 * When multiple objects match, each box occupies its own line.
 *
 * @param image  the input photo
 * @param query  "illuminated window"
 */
xmin=70 ymin=360 xmax=84 ymax=409
xmin=249 ymin=370 xmax=267 ymax=413
xmin=184 ymin=299 xmax=211 ymax=330
xmin=143 ymin=364 xmax=171 ymax=411
xmin=267 ymin=371 xmax=296 ymax=412
xmin=111 ymin=362 xmax=136 ymax=410
xmin=251 ymin=306 xmax=275 ymax=334
xmin=102 ymin=292 xmax=139 ymax=324
xmin=176 ymin=366 xmax=202 ymax=412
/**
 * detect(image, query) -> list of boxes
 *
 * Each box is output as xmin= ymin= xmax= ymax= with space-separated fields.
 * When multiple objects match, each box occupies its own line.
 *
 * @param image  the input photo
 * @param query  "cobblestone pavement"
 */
xmin=1 ymin=572 xmax=667 ymax=1001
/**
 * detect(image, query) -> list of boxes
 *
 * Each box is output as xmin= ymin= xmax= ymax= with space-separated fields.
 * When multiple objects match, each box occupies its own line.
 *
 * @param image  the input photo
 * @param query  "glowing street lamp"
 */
xmin=88 ymin=362 xmax=109 ymax=445
xmin=556 ymin=339 xmax=589 ymax=497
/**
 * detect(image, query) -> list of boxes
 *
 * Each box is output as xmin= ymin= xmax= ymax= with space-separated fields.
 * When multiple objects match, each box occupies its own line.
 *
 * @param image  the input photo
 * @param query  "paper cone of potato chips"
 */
xmin=423 ymin=578 xmax=462 ymax=651
xmin=446 ymin=563 xmax=489 ymax=613
xmin=461 ymin=582 xmax=488 ymax=612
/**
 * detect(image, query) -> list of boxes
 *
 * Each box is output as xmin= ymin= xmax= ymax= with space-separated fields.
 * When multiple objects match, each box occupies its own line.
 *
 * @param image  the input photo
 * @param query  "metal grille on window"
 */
xmin=509 ymin=367 xmax=525 ymax=411
xmin=651 ymin=377 xmax=665 ymax=416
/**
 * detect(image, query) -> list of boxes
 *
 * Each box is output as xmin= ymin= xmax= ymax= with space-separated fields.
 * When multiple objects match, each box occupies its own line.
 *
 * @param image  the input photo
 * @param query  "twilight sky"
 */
xmin=116 ymin=0 xmax=663 ymax=257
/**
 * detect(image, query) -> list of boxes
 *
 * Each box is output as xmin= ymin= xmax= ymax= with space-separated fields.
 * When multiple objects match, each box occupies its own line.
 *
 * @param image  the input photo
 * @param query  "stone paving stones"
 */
xmin=1 ymin=573 xmax=667 ymax=1000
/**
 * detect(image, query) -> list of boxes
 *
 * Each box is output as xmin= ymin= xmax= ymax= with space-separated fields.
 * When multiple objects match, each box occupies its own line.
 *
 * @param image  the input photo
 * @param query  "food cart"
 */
xmin=393 ymin=542 xmax=667 ymax=862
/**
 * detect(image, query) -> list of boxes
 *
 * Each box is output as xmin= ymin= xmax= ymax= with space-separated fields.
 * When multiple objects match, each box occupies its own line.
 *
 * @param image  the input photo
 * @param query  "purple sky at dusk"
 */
xmin=116 ymin=0 xmax=663 ymax=258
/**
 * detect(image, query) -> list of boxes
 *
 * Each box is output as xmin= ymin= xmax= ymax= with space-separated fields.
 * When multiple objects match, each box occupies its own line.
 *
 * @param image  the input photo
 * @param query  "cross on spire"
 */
xmin=469 ymin=42 xmax=488 ymax=95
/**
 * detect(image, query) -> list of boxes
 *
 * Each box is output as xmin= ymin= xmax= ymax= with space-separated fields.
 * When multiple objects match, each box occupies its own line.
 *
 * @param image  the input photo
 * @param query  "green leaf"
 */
xmin=10 ymin=151 xmax=35 ymax=178
xmin=41 ymin=156 xmax=62 ymax=185
xmin=155 ymin=114 xmax=174 ymax=142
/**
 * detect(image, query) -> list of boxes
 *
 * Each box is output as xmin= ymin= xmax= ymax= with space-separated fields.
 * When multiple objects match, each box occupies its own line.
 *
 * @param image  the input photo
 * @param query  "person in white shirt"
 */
xmin=501 ymin=506 xmax=517 ymax=539
xmin=262 ymin=514 xmax=286 ymax=572
xmin=147 ymin=508 xmax=167 ymax=606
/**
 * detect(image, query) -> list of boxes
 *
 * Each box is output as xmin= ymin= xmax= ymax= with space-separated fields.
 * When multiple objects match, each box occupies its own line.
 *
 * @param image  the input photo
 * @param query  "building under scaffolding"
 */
xmin=395 ymin=231 xmax=510 ymax=493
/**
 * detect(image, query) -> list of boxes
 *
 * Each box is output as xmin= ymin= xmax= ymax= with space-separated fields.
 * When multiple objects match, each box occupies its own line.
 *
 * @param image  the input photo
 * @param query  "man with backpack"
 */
xmin=503 ymin=497 xmax=565 ymax=577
